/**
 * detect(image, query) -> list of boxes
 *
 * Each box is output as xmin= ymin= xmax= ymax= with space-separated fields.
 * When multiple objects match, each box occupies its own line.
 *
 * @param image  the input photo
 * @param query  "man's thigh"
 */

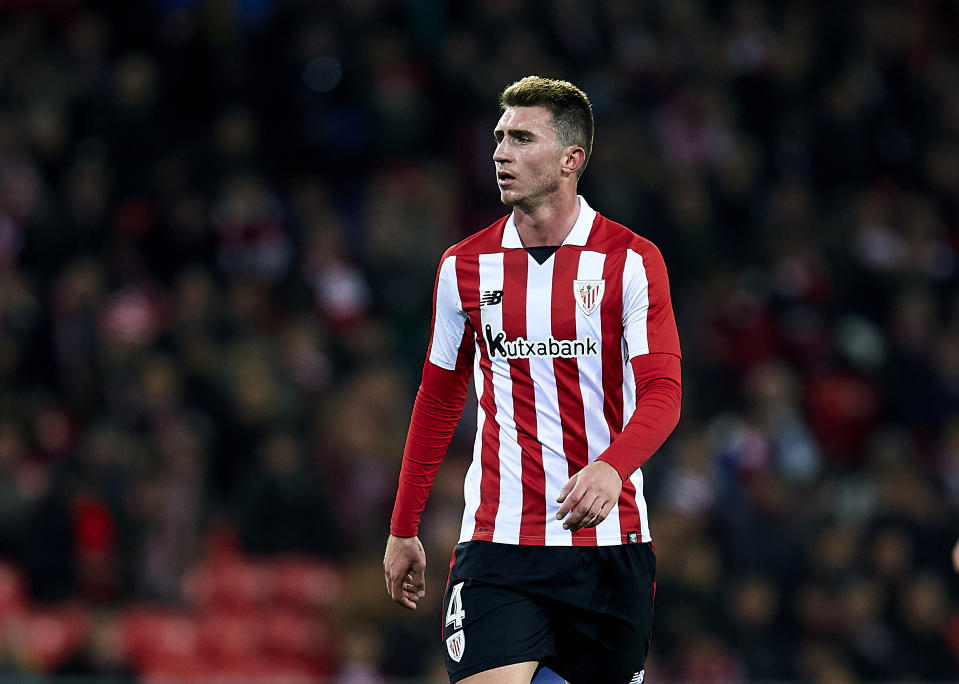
xmin=458 ymin=661 xmax=539 ymax=684
xmin=543 ymin=543 xmax=656 ymax=684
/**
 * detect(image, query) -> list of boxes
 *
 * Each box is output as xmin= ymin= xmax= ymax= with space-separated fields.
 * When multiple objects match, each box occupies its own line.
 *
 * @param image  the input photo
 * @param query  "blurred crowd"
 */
xmin=0 ymin=0 xmax=958 ymax=681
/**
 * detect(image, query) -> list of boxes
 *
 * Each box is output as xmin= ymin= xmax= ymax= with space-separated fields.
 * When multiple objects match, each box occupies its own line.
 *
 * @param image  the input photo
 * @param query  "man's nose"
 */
xmin=493 ymin=140 xmax=510 ymax=163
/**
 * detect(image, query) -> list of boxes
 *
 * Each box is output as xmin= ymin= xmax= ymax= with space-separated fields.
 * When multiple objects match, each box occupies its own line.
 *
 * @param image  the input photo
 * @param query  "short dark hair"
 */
xmin=499 ymin=76 xmax=594 ymax=177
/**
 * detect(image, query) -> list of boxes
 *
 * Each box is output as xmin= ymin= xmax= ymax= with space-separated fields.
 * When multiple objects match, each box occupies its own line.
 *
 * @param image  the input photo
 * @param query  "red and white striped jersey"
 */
xmin=426 ymin=197 xmax=681 ymax=546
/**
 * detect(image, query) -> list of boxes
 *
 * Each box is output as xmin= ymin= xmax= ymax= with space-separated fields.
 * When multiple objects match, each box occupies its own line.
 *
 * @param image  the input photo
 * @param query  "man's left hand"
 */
xmin=556 ymin=460 xmax=623 ymax=532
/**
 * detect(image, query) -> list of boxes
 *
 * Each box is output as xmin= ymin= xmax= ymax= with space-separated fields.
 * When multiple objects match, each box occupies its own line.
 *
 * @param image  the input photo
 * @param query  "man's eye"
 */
xmin=518 ymin=136 xmax=531 ymax=143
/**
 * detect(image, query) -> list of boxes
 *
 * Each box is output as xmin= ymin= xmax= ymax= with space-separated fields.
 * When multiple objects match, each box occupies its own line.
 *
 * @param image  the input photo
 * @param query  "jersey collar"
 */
xmin=501 ymin=195 xmax=597 ymax=249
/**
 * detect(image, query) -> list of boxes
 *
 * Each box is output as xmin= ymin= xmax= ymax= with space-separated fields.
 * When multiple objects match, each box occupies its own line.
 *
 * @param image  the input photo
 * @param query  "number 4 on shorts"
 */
xmin=445 ymin=581 xmax=465 ymax=630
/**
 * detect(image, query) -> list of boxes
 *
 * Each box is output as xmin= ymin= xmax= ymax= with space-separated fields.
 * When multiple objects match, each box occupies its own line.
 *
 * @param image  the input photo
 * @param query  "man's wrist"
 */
xmin=596 ymin=456 xmax=630 ymax=482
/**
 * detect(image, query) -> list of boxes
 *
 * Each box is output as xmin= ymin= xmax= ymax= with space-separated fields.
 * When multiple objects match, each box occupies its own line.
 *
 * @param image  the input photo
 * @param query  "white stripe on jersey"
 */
xmin=477 ymin=253 xmax=523 ymax=544
xmin=622 ymin=344 xmax=651 ymax=541
xmin=428 ymin=256 xmax=464 ymax=370
xmin=520 ymin=255 xmax=571 ymax=546
xmin=459 ymin=346 xmax=484 ymax=541
xmin=575 ymin=250 xmax=622 ymax=543
xmin=623 ymin=249 xmax=650 ymax=359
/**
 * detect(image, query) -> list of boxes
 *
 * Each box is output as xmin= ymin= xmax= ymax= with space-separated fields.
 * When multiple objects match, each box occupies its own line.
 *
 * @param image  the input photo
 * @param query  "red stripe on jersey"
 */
xmin=643 ymin=246 xmax=682 ymax=356
xmin=551 ymin=248 xmax=595 ymax=545
xmin=599 ymin=250 xmax=625 ymax=439
xmin=503 ymin=250 xmax=546 ymax=544
xmin=456 ymin=255 xmax=500 ymax=540
xmin=600 ymin=251 xmax=641 ymax=536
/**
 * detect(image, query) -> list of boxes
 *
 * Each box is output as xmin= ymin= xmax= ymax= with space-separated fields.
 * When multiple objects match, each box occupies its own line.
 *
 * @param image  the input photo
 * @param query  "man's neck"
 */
xmin=512 ymin=191 xmax=581 ymax=247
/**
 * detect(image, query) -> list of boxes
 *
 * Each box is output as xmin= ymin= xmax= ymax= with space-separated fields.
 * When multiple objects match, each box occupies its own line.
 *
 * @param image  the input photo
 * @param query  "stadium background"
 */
xmin=0 ymin=0 xmax=958 ymax=681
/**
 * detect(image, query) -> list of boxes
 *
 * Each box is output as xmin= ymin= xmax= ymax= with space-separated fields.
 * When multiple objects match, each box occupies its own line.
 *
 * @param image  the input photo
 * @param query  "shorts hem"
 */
xmin=449 ymin=652 xmax=552 ymax=683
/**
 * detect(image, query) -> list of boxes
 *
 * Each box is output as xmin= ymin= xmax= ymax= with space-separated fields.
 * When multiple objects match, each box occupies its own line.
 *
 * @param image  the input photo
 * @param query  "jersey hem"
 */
xmin=463 ymin=531 xmax=652 ymax=546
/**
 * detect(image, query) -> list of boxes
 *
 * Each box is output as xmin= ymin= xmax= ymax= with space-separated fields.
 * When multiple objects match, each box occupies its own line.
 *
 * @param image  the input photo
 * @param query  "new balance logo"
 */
xmin=629 ymin=671 xmax=645 ymax=684
xmin=480 ymin=290 xmax=503 ymax=307
xmin=483 ymin=324 xmax=598 ymax=359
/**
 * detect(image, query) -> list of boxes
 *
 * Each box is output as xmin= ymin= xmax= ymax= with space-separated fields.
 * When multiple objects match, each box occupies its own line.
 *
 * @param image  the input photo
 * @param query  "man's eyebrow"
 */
xmin=493 ymin=127 xmax=536 ymax=138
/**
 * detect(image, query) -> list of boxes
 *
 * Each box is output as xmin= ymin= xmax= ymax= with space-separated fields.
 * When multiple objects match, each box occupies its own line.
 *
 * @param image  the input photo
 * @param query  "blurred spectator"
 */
xmin=0 ymin=1 xmax=956 ymax=681
xmin=235 ymin=430 xmax=338 ymax=556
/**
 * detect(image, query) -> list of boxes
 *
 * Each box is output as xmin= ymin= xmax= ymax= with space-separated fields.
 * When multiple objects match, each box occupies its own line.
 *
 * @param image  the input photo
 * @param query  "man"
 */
xmin=384 ymin=76 xmax=682 ymax=684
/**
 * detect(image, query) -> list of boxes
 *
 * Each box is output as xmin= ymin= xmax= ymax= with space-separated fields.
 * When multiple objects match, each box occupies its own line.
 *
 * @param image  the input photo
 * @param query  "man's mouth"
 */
xmin=497 ymin=171 xmax=515 ymax=186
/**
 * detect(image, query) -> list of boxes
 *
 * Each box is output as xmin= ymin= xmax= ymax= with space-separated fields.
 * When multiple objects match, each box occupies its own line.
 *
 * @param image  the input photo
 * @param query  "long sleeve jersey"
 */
xmin=391 ymin=197 xmax=682 ymax=546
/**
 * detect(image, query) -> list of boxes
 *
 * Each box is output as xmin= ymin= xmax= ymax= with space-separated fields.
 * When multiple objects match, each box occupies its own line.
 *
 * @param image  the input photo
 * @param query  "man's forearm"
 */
xmin=597 ymin=353 xmax=681 ymax=480
xmin=390 ymin=361 xmax=471 ymax=536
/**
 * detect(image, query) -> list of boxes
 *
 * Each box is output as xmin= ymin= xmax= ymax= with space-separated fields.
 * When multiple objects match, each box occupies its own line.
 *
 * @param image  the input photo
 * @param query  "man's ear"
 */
xmin=562 ymin=146 xmax=586 ymax=176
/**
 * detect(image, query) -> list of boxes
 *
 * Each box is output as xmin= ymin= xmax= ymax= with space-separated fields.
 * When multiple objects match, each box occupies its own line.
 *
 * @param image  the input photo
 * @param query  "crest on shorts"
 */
xmin=574 ymin=279 xmax=604 ymax=316
xmin=446 ymin=629 xmax=465 ymax=662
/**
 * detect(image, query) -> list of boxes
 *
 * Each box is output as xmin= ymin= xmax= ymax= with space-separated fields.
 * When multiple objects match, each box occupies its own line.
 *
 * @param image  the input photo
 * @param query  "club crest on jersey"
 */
xmin=446 ymin=630 xmax=465 ymax=662
xmin=574 ymin=279 xmax=604 ymax=316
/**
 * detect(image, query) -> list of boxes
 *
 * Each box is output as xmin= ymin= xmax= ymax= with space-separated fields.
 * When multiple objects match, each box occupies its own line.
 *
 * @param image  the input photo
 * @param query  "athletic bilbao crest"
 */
xmin=574 ymin=279 xmax=604 ymax=316
xmin=446 ymin=629 xmax=465 ymax=662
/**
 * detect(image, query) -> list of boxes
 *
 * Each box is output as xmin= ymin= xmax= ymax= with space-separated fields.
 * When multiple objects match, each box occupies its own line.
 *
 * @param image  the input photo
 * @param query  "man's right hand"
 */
xmin=384 ymin=534 xmax=427 ymax=610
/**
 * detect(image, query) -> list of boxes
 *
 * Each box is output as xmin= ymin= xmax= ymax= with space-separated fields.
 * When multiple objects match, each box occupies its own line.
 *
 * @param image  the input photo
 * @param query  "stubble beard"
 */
xmin=499 ymin=176 xmax=561 ymax=214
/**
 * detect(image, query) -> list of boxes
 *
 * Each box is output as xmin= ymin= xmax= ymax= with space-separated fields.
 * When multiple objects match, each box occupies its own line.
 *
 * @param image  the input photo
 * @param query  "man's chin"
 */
xmin=501 ymin=193 xmax=541 ymax=214
xmin=499 ymin=189 xmax=521 ymax=207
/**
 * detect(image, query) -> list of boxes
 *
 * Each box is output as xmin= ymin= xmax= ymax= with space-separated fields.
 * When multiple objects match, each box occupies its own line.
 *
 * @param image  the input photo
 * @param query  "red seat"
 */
xmin=196 ymin=609 xmax=265 ymax=661
xmin=120 ymin=608 xmax=199 ymax=666
xmin=141 ymin=651 xmax=215 ymax=683
xmin=261 ymin=609 xmax=335 ymax=661
xmin=0 ymin=561 xmax=28 ymax=617
xmin=14 ymin=607 xmax=90 ymax=671
xmin=272 ymin=557 xmax=342 ymax=609
xmin=183 ymin=557 xmax=274 ymax=608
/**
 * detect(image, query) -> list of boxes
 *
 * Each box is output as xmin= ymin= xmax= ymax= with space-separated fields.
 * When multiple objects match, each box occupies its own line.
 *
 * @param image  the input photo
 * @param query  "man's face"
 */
xmin=493 ymin=106 xmax=566 ymax=212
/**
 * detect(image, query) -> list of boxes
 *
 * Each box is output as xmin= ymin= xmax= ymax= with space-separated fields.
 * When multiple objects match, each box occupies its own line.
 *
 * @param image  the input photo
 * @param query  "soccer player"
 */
xmin=384 ymin=76 xmax=682 ymax=684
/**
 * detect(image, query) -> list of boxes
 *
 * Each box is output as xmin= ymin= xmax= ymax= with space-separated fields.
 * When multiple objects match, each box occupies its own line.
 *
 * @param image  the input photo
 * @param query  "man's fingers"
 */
xmin=563 ymin=493 xmax=601 ymax=530
xmin=584 ymin=500 xmax=613 ymax=528
xmin=408 ymin=566 xmax=426 ymax=598
xmin=556 ymin=474 xmax=577 ymax=504
xmin=398 ymin=571 xmax=423 ymax=609
xmin=567 ymin=496 xmax=613 ymax=531
xmin=387 ymin=570 xmax=405 ymax=600
xmin=386 ymin=565 xmax=423 ymax=604
xmin=556 ymin=494 xmax=577 ymax=520
xmin=556 ymin=480 xmax=582 ymax=519
xmin=404 ymin=573 xmax=426 ymax=599
xmin=389 ymin=573 xmax=419 ymax=610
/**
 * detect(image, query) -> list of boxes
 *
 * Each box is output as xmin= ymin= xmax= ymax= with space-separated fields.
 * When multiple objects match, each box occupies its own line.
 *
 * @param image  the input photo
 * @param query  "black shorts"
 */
xmin=441 ymin=540 xmax=656 ymax=684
